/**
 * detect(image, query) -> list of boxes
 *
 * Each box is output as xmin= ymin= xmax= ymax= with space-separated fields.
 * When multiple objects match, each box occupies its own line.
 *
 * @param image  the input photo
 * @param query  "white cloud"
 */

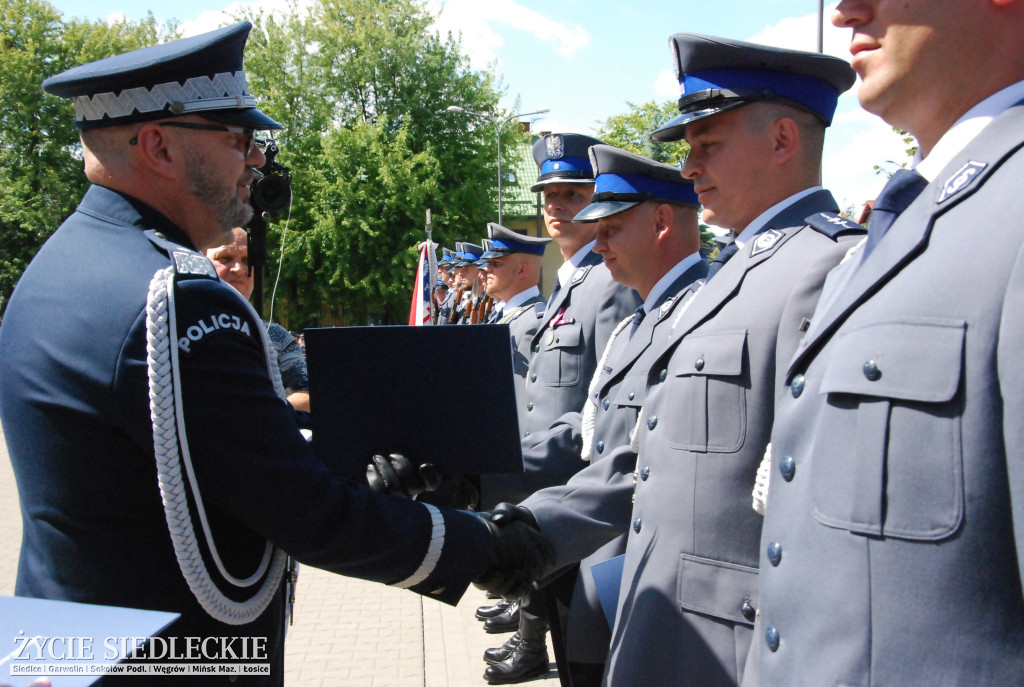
xmin=179 ymin=0 xmax=309 ymax=37
xmin=654 ymin=67 xmax=678 ymax=100
xmin=105 ymin=11 xmax=127 ymax=25
xmin=425 ymin=0 xmax=589 ymax=73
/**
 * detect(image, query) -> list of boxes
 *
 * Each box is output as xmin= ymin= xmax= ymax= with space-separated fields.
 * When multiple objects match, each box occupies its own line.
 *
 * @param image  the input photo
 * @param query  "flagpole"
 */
xmin=426 ymin=209 xmax=435 ymax=324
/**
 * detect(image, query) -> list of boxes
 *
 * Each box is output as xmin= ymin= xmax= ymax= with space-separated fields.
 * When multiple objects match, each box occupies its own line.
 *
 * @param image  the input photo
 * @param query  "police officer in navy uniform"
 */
xmin=747 ymin=2 xmax=1024 ymax=685
xmin=494 ymin=144 xmax=707 ymax=687
xmin=0 ymin=22 xmax=550 ymax=685
xmin=494 ymin=35 xmax=864 ymax=687
xmin=479 ymin=223 xmax=550 ymax=382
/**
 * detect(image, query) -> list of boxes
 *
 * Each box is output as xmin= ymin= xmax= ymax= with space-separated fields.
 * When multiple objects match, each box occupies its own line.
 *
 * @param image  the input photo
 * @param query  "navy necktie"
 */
xmin=706 ymin=240 xmax=739 ymax=279
xmin=861 ymin=168 xmax=929 ymax=261
xmin=628 ymin=306 xmax=646 ymax=338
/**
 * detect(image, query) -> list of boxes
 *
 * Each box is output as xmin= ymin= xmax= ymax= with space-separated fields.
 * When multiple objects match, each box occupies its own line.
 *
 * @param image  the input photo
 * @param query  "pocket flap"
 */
xmin=819 ymin=319 xmax=965 ymax=402
xmin=677 ymin=553 xmax=758 ymax=626
xmin=611 ymin=374 xmax=646 ymax=408
xmin=548 ymin=322 xmax=583 ymax=349
xmin=668 ymin=330 xmax=747 ymax=377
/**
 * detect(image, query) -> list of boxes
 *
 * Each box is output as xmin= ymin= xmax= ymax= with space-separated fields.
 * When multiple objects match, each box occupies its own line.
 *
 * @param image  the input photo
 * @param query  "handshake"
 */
xmin=367 ymin=454 xmax=553 ymax=599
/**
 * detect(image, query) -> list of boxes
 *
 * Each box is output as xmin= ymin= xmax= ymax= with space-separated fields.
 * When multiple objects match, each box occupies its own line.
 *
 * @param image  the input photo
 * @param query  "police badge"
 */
xmin=546 ymin=134 xmax=565 ymax=160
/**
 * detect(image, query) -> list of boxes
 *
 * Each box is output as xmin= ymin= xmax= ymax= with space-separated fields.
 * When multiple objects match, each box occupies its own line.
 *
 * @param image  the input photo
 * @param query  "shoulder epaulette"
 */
xmin=144 ymin=229 xmax=218 ymax=279
xmin=805 ymin=211 xmax=866 ymax=239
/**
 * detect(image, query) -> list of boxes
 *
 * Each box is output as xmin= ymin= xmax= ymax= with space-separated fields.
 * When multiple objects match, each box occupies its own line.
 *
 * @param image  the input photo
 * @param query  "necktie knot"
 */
xmin=632 ymin=307 xmax=646 ymax=326
xmin=706 ymin=240 xmax=740 ymax=279
xmin=862 ymin=168 xmax=929 ymax=261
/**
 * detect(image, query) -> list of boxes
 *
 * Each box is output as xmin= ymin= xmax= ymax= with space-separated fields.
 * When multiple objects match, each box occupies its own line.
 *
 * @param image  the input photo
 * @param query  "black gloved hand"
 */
xmin=366 ymin=453 xmax=441 ymax=499
xmin=490 ymin=501 xmax=540 ymax=530
xmin=472 ymin=508 xmax=554 ymax=599
xmin=417 ymin=474 xmax=481 ymax=511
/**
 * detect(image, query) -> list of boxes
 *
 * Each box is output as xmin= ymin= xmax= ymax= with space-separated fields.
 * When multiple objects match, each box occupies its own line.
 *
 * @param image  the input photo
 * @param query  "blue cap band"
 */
xmin=540 ymin=156 xmax=593 ymax=178
xmin=595 ymin=172 xmax=699 ymax=206
xmin=488 ymin=237 xmax=547 ymax=256
xmin=684 ymin=67 xmax=841 ymax=123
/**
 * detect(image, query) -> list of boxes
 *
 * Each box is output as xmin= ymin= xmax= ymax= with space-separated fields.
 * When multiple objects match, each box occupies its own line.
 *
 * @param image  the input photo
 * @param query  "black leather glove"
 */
xmin=417 ymin=474 xmax=481 ymax=510
xmin=489 ymin=501 xmax=540 ymax=530
xmin=366 ymin=453 xmax=441 ymax=499
xmin=472 ymin=508 xmax=554 ymax=599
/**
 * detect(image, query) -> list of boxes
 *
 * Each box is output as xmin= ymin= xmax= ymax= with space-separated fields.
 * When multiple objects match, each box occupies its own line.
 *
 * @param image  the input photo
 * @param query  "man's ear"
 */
xmin=771 ymin=116 xmax=800 ymax=166
xmin=132 ymin=123 xmax=181 ymax=181
xmin=653 ymin=203 xmax=674 ymax=241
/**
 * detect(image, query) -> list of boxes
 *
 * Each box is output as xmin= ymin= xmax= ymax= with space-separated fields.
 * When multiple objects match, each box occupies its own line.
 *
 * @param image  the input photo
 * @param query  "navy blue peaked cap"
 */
xmin=482 ymin=223 xmax=551 ymax=258
xmin=42 ymin=21 xmax=281 ymax=130
xmin=574 ymin=145 xmax=699 ymax=222
xmin=652 ymin=33 xmax=856 ymax=142
xmin=530 ymin=133 xmax=605 ymax=192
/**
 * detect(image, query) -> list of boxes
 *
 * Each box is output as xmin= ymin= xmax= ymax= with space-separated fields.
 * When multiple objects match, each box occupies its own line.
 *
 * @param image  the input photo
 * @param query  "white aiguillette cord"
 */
xmin=146 ymin=265 xmax=288 ymax=625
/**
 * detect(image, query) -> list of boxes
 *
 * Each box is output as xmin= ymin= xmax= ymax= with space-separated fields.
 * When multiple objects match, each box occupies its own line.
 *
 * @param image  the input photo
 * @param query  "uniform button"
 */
xmin=767 ymin=541 xmax=782 ymax=566
xmin=863 ymin=360 xmax=881 ymax=381
xmin=596 ymin=441 xmax=605 ymax=454
xmin=527 ymin=402 xmax=534 ymax=411
xmin=790 ymin=374 xmax=805 ymax=398
xmin=603 ymin=399 xmax=611 ymax=411
xmin=647 ymin=416 xmax=658 ymax=430
xmin=633 ymin=518 xmax=642 ymax=533
xmin=779 ymin=455 xmax=796 ymax=482
xmin=532 ymin=344 xmax=540 ymax=353
xmin=640 ymin=466 xmax=650 ymax=481
xmin=765 ymin=626 xmax=780 ymax=652
xmin=695 ymin=358 xmax=705 ymax=371
xmin=524 ymin=431 xmax=530 ymax=438
xmin=658 ymin=368 xmax=667 ymax=383
xmin=741 ymin=597 xmax=756 ymax=622
xmin=628 ymin=391 xmax=635 ymax=401
xmin=530 ymin=372 xmax=537 ymax=383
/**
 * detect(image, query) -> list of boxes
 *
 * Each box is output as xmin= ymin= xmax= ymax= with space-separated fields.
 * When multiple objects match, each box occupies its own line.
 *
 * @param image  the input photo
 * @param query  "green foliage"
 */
xmin=239 ymin=0 xmax=505 ymax=325
xmin=873 ymin=126 xmax=918 ymax=177
xmin=0 ymin=0 xmax=172 ymax=316
xmin=595 ymin=100 xmax=690 ymax=164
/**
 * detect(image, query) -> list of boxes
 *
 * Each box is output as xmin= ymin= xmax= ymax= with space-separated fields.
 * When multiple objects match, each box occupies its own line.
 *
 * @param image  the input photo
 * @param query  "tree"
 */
xmin=873 ymin=127 xmax=918 ymax=177
xmin=240 ymin=0 xmax=507 ymax=326
xmin=0 ymin=0 xmax=171 ymax=317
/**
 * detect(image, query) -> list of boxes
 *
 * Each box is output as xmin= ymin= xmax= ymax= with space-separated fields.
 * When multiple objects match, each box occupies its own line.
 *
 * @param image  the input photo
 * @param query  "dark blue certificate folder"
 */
xmin=305 ymin=324 xmax=523 ymax=481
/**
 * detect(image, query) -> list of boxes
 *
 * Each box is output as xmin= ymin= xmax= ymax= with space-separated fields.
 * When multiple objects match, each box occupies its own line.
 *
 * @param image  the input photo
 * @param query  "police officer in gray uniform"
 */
xmin=497 ymin=35 xmax=864 ymax=687
xmin=503 ymin=144 xmax=707 ymax=687
xmin=477 ymin=134 xmax=640 ymax=684
xmin=746 ymin=2 xmax=1024 ymax=685
xmin=0 ymin=23 xmax=550 ymax=685
xmin=480 ymin=223 xmax=550 ymax=384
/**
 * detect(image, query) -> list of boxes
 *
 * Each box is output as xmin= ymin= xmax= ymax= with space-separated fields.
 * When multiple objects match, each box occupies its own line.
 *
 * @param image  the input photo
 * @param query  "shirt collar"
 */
xmin=915 ymin=79 xmax=1024 ymax=181
xmin=503 ymin=285 xmax=541 ymax=311
xmin=733 ymin=186 xmax=822 ymax=247
xmin=558 ymin=240 xmax=597 ymax=287
xmin=643 ymin=252 xmax=703 ymax=314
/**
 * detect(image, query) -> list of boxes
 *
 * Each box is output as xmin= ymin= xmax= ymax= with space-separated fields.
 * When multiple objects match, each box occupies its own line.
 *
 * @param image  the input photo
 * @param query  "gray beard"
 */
xmin=185 ymin=152 xmax=253 ymax=231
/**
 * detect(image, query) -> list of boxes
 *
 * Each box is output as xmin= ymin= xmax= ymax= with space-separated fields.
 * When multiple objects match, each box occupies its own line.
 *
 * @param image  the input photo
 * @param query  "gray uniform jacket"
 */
xmin=480 ymin=251 xmax=640 ymax=507
xmin=522 ymin=259 xmax=709 ymax=662
xmin=747 ymin=102 xmax=1024 ymax=686
xmin=605 ymin=190 xmax=866 ymax=687
xmin=500 ymin=294 xmax=546 ymax=385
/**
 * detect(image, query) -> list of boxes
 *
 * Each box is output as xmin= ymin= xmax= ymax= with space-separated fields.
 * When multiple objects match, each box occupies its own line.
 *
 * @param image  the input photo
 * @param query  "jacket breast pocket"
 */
xmin=665 ymin=330 xmax=748 ymax=453
xmin=544 ymin=322 xmax=584 ymax=386
xmin=811 ymin=318 xmax=965 ymax=541
xmin=677 ymin=553 xmax=758 ymax=628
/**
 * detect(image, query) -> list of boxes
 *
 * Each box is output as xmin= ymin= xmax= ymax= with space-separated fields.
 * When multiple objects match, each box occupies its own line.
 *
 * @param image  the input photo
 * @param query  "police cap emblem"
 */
xmin=546 ymin=134 xmax=565 ymax=160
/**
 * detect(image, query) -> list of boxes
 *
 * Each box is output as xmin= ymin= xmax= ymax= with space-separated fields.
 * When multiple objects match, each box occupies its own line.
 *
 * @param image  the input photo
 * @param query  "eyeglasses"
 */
xmin=129 ymin=121 xmax=260 ymax=157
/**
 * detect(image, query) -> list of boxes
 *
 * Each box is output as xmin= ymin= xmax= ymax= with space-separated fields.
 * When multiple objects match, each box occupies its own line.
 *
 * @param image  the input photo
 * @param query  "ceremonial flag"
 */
xmin=408 ymin=241 xmax=437 ymax=326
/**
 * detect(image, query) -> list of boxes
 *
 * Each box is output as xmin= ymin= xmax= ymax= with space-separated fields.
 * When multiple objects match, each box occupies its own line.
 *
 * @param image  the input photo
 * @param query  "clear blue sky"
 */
xmin=49 ymin=0 xmax=908 ymax=216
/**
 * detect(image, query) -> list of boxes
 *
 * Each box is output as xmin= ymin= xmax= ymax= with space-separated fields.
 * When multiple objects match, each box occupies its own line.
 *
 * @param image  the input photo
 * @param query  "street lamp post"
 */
xmin=446 ymin=105 xmax=549 ymax=224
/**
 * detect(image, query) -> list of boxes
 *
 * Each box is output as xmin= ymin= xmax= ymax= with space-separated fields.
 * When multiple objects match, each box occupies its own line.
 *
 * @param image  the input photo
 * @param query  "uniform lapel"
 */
xmin=534 ymin=250 xmax=602 ymax=341
xmin=788 ymin=102 xmax=1024 ymax=377
xmin=596 ymin=259 xmax=709 ymax=397
xmin=669 ymin=190 xmax=840 ymax=345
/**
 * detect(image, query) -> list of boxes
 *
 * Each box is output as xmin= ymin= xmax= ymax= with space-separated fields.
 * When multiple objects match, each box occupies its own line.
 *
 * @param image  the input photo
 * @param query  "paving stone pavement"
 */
xmin=0 ymin=424 xmax=557 ymax=686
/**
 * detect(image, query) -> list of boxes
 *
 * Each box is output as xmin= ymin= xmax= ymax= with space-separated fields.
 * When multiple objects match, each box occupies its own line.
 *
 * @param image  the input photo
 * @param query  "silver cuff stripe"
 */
xmin=391 ymin=503 xmax=445 ymax=589
xmin=72 ymin=71 xmax=256 ymax=122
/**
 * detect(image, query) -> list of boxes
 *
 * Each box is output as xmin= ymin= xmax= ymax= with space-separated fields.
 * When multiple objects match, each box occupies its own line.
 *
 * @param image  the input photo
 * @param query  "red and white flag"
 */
xmin=408 ymin=241 xmax=437 ymax=326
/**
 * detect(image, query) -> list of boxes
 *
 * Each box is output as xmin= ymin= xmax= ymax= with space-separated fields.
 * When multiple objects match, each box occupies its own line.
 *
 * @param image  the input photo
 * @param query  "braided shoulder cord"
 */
xmin=580 ymin=314 xmax=633 ymax=462
xmin=146 ymin=266 xmax=287 ymax=625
